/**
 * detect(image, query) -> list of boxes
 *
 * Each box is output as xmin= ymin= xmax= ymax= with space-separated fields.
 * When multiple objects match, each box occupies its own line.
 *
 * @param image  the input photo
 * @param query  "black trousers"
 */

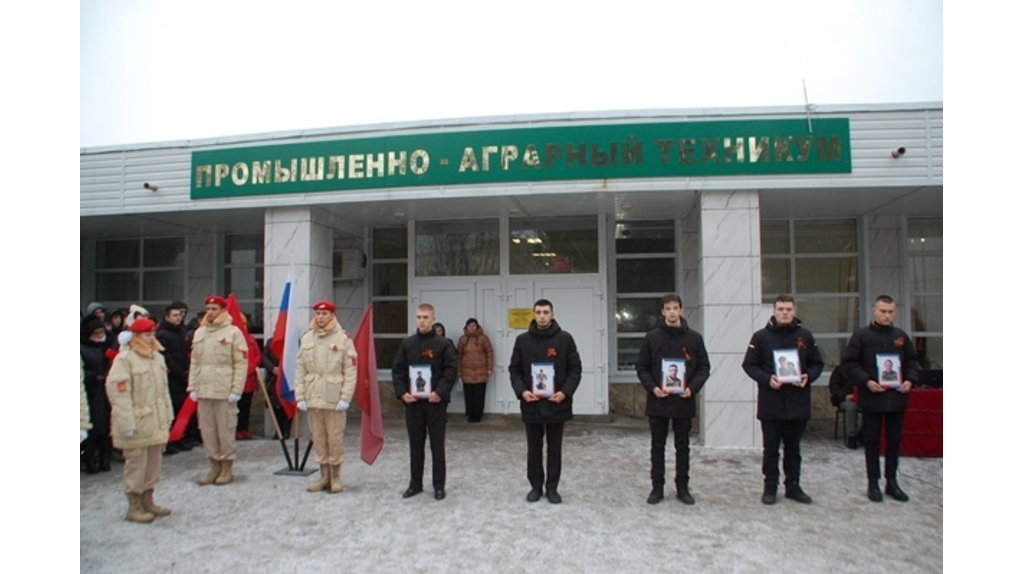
xmin=525 ymin=421 xmax=565 ymax=491
xmin=236 ymin=391 xmax=254 ymax=433
xmin=405 ymin=401 xmax=448 ymax=490
xmin=649 ymin=416 xmax=691 ymax=490
xmin=760 ymin=419 xmax=807 ymax=488
xmin=463 ymin=383 xmax=487 ymax=421
xmin=862 ymin=410 xmax=906 ymax=481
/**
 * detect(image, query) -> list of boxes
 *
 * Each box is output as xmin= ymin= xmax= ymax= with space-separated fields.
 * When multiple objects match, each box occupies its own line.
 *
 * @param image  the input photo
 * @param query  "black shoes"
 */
xmin=676 ymin=489 xmax=695 ymax=505
xmin=867 ymin=481 xmax=883 ymax=502
xmin=761 ymin=489 xmax=777 ymax=505
xmin=546 ymin=490 xmax=562 ymax=504
xmin=402 ymin=486 xmax=423 ymax=499
xmin=647 ymin=488 xmax=664 ymax=505
xmin=845 ymin=436 xmax=858 ymax=450
xmin=885 ymin=480 xmax=909 ymax=502
xmin=784 ymin=485 xmax=812 ymax=504
xmin=526 ymin=488 xmax=543 ymax=503
xmin=434 ymin=489 xmax=446 ymax=500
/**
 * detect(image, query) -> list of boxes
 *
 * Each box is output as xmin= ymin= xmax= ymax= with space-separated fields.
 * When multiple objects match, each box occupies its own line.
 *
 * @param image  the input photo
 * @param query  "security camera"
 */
xmin=144 ymin=182 xmax=159 ymax=191
xmin=890 ymin=147 xmax=906 ymax=159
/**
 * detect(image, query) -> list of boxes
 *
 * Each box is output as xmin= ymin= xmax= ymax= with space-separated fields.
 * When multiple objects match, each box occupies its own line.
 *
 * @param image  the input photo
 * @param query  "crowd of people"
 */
xmin=82 ymin=291 xmax=921 ymax=523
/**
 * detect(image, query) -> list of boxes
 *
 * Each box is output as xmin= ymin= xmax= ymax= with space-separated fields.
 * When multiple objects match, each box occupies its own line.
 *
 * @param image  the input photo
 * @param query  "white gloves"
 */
xmin=117 ymin=331 xmax=133 ymax=348
xmin=336 ymin=399 xmax=349 ymax=411
xmin=228 ymin=393 xmax=241 ymax=403
xmin=80 ymin=430 xmax=88 ymax=443
xmin=297 ymin=400 xmax=308 ymax=412
xmin=190 ymin=392 xmax=198 ymax=402
xmin=123 ymin=430 xmax=135 ymax=438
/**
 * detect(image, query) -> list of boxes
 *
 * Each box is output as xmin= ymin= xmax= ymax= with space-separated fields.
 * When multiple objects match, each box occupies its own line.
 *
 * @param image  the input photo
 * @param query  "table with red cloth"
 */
xmin=876 ymin=388 xmax=943 ymax=457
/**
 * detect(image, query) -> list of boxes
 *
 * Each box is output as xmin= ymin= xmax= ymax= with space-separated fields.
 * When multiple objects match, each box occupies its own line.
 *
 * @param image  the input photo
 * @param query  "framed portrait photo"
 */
xmin=409 ymin=365 xmax=433 ymax=399
xmin=876 ymin=354 xmax=902 ymax=388
xmin=531 ymin=363 xmax=555 ymax=398
xmin=660 ymin=359 xmax=687 ymax=395
xmin=773 ymin=349 xmax=802 ymax=384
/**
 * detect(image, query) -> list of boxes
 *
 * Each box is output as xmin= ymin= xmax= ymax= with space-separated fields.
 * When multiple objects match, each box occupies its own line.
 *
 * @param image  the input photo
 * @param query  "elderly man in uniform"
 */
xmin=295 ymin=301 xmax=358 ymax=494
xmin=105 ymin=317 xmax=174 ymax=523
xmin=187 ymin=295 xmax=248 ymax=486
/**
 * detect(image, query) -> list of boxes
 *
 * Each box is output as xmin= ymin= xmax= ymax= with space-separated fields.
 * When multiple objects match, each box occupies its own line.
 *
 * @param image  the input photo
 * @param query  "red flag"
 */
xmin=353 ymin=304 xmax=384 ymax=465
xmin=168 ymin=397 xmax=197 ymax=442
xmin=225 ymin=294 xmax=262 ymax=385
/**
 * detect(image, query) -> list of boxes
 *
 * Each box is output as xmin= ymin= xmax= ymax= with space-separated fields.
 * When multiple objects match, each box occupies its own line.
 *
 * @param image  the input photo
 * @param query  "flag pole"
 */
xmin=256 ymin=369 xmax=293 ymax=470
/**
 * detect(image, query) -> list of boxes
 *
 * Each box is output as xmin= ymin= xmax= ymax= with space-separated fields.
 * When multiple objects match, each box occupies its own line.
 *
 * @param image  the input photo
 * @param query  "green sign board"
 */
xmin=191 ymin=118 xmax=851 ymax=199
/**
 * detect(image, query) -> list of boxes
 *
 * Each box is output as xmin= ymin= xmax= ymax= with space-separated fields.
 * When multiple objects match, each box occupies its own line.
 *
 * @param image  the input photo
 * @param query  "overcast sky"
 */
xmin=80 ymin=0 xmax=942 ymax=148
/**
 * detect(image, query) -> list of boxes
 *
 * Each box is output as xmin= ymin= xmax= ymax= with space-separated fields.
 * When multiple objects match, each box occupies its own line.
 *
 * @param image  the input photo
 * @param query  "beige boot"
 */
xmin=329 ymin=464 xmax=344 ymax=494
xmin=198 ymin=460 xmax=221 ymax=486
xmin=126 ymin=492 xmax=155 ymax=523
xmin=214 ymin=460 xmax=234 ymax=485
xmin=141 ymin=489 xmax=171 ymax=517
xmin=307 ymin=465 xmax=330 ymax=492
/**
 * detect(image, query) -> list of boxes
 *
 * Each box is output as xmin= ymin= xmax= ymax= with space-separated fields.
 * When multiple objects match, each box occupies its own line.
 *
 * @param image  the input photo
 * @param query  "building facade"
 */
xmin=80 ymin=103 xmax=943 ymax=447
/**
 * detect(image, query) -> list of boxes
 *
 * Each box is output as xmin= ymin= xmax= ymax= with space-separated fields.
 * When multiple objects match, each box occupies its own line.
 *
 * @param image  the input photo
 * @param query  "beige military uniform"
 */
xmin=295 ymin=317 xmax=358 ymax=467
xmin=187 ymin=312 xmax=248 ymax=464
xmin=106 ymin=337 xmax=173 ymax=494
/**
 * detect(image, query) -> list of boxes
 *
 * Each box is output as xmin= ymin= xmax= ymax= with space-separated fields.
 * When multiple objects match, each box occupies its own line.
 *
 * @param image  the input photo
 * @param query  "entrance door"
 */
xmin=413 ymin=278 xmax=503 ymax=415
xmin=505 ymin=278 xmax=607 ymax=415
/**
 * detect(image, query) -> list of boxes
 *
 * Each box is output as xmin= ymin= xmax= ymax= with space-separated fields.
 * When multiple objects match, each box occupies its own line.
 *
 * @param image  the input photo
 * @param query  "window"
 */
xmin=615 ymin=221 xmax=675 ymax=370
xmin=415 ymin=219 xmax=499 ymax=276
xmin=372 ymin=227 xmax=408 ymax=368
xmin=225 ymin=234 xmax=264 ymax=337
xmin=95 ymin=237 xmax=185 ymax=313
xmin=907 ymin=217 xmax=942 ymax=369
xmin=510 ymin=217 xmax=598 ymax=274
xmin=761 ymin=220 xmax=859 ymax=370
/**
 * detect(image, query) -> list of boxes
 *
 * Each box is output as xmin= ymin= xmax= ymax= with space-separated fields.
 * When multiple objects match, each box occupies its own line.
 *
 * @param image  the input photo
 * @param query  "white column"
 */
xmin=697 ymin=190 xmax=762 ymax=448
xmin=263 ymin=206 xmax=334 ymax=332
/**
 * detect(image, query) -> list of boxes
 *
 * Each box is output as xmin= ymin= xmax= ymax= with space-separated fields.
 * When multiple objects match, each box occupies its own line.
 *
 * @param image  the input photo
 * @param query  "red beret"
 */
xmin=205 ymin=296 xmax=228 ymax=308
xmin=129 ymin=317 xmax=157 ymax=333
xmin=313 ymin=300 xmax=336 ymax=312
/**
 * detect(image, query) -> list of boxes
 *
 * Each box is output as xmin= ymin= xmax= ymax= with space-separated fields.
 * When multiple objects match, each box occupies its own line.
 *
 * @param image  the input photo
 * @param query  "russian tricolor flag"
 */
xmin=270 ymin=275 xmax=299 ymax=418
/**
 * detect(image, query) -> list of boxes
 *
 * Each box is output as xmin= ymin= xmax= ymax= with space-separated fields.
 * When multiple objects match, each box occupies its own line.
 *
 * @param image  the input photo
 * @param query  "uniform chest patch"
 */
xmin=117 ymin=381 xmax=127 ymax=393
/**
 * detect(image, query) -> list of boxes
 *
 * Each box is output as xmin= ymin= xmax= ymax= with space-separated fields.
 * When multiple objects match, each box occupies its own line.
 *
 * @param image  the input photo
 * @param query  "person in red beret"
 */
xmin=187 ymin=296 xmax=249 ymax=486
xmin=295 ymin=300 xmax=358 ymax=493
xmin=105 ymin=317 xmax=174 ymax=523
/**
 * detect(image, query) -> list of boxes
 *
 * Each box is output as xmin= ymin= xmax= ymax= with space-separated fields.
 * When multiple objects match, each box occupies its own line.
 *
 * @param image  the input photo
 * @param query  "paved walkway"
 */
xmin=80 ymin=417 xmax=942 ymax=573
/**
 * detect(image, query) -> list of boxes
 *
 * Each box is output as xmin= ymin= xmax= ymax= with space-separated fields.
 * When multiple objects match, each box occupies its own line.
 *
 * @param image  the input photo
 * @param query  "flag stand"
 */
xmin=273 ymin=416 xmax=317 ymax=476
xmin=257 ymin=369 xmax=316 ymax=476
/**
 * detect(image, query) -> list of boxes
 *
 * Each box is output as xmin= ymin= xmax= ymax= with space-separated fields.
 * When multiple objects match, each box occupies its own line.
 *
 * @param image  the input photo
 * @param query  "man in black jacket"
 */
xmin=841 ymin=294 xmax=920 ymax=503
xmin=742 ymin=294 xmax=824 ymax=505
xmin=635 ymin=293 xmax=710 ymax=505
xmin=156 ymin=301 xmax=193 ymax=454
xmin=509 ymin=299 xmax=582 ymax=504
xmin=392 ymin=303 xmax=458 ymax=501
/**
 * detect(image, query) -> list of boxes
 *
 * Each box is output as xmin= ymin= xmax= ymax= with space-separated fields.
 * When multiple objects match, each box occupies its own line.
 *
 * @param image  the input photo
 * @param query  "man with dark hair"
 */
xmin=636 ymin=293 xmax=710 ymax=505
xmin=156 ymin=301 xmax=191 ymax=454
xmin=842 ymin=295 xmax=920 ymax=502
xmin=393 ymin=303 xmax=458 ymax=500
xmin=743 ymin=294 xmax=824 ymax=505
xmin=509 ymin=299 xmax=582 ymax=504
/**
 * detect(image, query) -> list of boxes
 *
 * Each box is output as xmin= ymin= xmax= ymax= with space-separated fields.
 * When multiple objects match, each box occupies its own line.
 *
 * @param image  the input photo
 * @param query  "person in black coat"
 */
xmin=156 ymin=301 xmax=194 ymax=453
xmin=841 ymin=294 xmax=920 ymax=503
xmin=742 ymin=295 xmax=824 ymax=505
xmin=635 ymin=293 xmax=710 ymax=505
xmin=392 ymin=304 xmax=458 ymax=500
xmin=828 ymin=363 xmax=861 ymax=449
xmin=509 ymin=299 xmax=582 ymax=504
xmin=80 ymin=316 xmax=113 ymax=473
